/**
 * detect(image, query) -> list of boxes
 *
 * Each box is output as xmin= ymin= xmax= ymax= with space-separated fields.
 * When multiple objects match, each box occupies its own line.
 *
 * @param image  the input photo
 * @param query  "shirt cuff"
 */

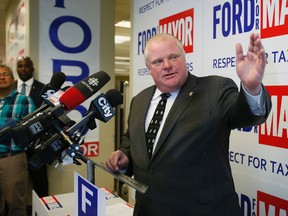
xmin=242 ymin=83 xmax=266 ymax=116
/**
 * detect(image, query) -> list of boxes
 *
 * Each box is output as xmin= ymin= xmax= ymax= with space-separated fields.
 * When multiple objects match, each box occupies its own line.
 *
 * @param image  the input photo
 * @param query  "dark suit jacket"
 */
xmin=15 ymin=80 xmax=45 ymax=108
xmin=120 ymin=73 xmax=271 ymax=216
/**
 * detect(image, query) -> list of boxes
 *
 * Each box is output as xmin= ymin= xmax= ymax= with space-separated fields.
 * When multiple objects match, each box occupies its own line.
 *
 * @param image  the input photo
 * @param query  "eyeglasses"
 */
xmin=0 ymin=72 xmax=12 ymax=77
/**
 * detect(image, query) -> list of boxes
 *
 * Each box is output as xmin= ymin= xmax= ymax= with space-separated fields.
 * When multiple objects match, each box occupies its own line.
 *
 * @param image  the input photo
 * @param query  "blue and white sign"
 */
xmin=74 ymin=172 xmax=105 ymax=216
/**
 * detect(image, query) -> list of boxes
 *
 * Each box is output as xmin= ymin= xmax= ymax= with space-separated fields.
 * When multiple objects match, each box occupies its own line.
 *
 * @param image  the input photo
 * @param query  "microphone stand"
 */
xmin=40 ymin=103 xmax=148 ymax=194
xmin=60 ymin=130 xmax=148 ymax=194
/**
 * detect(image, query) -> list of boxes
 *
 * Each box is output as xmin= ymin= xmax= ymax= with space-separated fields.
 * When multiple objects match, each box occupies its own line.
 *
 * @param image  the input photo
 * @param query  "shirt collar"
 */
xmin=0 ymin=89 xmax=18 ymax=101
xmin=18 ymin=77 xmax=34 ymax=87
xmin=152 ymin=88 xmax=180 ymax=101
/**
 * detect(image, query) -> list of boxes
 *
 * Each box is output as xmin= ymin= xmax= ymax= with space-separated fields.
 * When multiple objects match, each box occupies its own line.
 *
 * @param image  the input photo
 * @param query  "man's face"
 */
xmin=146 ymin=39 xmax=188 ymax=93
xmin=0 ymin=67 xmax=14 ymax=89
xmin=17 ymin=58 xmax=34 ymax=82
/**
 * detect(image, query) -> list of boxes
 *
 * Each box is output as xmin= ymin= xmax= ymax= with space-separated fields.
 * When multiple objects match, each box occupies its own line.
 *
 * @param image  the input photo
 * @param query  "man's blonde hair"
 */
xmin=144 ymin=33 xmax=186 ymax=64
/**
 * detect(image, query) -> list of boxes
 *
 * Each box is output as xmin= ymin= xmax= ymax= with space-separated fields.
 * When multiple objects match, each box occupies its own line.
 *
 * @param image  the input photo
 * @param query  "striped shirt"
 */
xmin=0 ymin=89 xmax=35 ymax=152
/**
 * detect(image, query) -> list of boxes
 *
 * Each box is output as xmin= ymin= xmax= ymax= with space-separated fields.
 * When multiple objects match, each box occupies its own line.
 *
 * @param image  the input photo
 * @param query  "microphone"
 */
xmin=9 ymin=71 xmax=111 ymax=148
xmin=104 ymin=89 xmax=123 ymax=109
xmin=59 ymin=71 xmax=110 ymax=110
xmin=67 ymin=89 xmax=123 ymax=133
xmin=40 ymin=72 xmax=66 ymax=99
xmin=0 ymin=73 xmax=66 ymax=142
xmin=28 ymin=89 xmax=122 ymax=169
xmin=89 ymin=89 xmax=123 ymax=122
xmin=20 ymin=72 xmax=66 ymax=122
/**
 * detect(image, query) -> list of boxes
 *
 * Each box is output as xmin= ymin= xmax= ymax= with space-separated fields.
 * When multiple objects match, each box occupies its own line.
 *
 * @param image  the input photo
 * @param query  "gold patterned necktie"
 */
xmin=146 ymin=93 xmax=171 ymax=159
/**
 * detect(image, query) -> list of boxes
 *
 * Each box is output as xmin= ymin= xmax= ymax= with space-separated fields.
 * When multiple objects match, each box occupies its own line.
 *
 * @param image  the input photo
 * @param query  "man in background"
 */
xmin=15 ymin=56 xmax=49 ymax=199
xmin=0 ymin=64 xmax=35 ymax=215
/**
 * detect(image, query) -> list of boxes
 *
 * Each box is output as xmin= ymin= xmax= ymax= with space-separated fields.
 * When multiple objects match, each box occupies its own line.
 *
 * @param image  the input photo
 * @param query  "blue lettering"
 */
xmin=213 ymin=5 xmax=221 ymax=39
xmin=233 ymin=1 xmax=242 ymax=34
xmin=248 ymin=156 xmax=267 ymax=170
xmin=137 ymin=28 xmax=157 ymax=55
xmin=212 ymin=56 xmax=235 ymax=68
xmin=237 ymin=126 xmax=258 ymax=133
xmin=54 ymin=0 xmax=65 ymax=8
xmin=229 ymin=151 xmax=245 ymax=164
xmin=255 ymin=4 xmax=260 ymax=29
xmin=271 ymin=50 xmax=288 ymax=63
xmin=222 ymin=2 xmax=231 ymax=37
xmin=49 ymin=16 xmax=92 ymax=53
xmin=186 ymin=62 xmax=193 ymax=72
xmin=279 ymin=50 xmax=287 ymax=62
xmin=244 ymin=0 xmax=255 ymax=32
xmin=241 ymin=194 xmax=252 ymax=216
xmin=213 ymin=0 xmax=256 ymax=38
xmin=52 ymin=59 xmax=89 ymax=84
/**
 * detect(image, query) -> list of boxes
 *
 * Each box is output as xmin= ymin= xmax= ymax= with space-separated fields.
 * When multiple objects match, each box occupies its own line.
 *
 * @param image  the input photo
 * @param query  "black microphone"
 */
xmin=9 ymin=71 xmax=111 ymax=148
xmin=28 ymin=89 xmax=122 ymax=169
xmin=89 ymin=89 xmax=123 ymax=122
xmin=40 ymin=72 xmax=66 ymax=99
xmin=0 ymin=72 xmax=66 ymax=134
xmin=0 ymin=72 xmax=66 ymax=139
xmin=20 ymin=72 xmax=66 ymax=122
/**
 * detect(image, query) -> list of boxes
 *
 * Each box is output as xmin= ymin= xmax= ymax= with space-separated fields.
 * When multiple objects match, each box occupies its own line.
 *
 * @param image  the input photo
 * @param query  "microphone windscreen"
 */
xmin=59 ymin=71 xmax=110 ymax=110
xmin=50 ymin=72 xmax=66 ymax=89
xmin=40 ymin=72 xmax=66 ymax=100
xmin=61 ymin=86 xmax=71 ymax=91
xmin=105 ymin=89 xmax=123 ymax=107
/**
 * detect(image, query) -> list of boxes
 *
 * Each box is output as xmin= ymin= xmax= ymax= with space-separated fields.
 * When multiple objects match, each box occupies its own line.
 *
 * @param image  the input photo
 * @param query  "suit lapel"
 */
xmin=29 ymin=82 xmax=38 ymax=97
xmin=152 ymin=74 xmax=198 ymax=160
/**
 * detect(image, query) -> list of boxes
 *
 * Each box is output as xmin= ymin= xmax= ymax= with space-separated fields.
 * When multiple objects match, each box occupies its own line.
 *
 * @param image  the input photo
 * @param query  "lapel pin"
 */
xmin=189 ymin=92 xmax=193 ymax=97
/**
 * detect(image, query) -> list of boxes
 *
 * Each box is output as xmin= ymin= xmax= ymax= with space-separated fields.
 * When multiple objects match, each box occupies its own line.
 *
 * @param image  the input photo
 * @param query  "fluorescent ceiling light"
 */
xmin=115 ymin=61 xmax=130 ymax=65
xmin=115 ymin=20 xmax=131 ymax=28
xmin=115 ymin=68 xmax=129 ymax=72
xmin=115 ymin=56 xmax=130 ymax=61
xmin=115 ymin=35 xmax=130 ymax=44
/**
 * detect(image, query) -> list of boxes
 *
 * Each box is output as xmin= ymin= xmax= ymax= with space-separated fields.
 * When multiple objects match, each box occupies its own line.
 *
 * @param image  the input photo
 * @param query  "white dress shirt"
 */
xmin=145 ymin=88 xmax=179 ymax=153
xmin=17 ymin=78 xmax=34 ymax=96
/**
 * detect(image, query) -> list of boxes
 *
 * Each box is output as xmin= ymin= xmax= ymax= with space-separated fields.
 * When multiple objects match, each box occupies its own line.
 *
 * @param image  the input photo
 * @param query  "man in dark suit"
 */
xmin=15 ymin=56 xmax=49 ymax=198
xmin=105 ymin=33 xmax=272 ymax=216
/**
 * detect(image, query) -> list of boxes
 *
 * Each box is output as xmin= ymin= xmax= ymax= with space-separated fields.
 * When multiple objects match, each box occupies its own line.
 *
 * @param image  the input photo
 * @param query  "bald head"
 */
xmin=16 ymin=56 xmax=35 ymax=82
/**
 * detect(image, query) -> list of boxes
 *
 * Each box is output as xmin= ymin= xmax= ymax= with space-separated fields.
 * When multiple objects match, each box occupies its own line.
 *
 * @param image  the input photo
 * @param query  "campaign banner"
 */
xmin=6 ymin=0 xmax=26 ymax=69
xmin=39 ymin=0 xmax=101 ymax=152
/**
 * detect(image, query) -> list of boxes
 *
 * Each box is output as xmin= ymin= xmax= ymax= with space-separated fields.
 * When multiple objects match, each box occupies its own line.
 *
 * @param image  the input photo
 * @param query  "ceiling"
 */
xmin=0 ymin=0 xmax=131 ymax=76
